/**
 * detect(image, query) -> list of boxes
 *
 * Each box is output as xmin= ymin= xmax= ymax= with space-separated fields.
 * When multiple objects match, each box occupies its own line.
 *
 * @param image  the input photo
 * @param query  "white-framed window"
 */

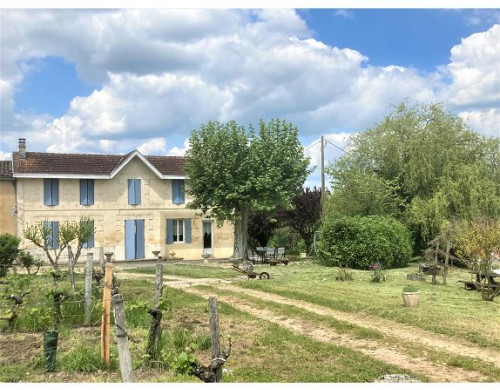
xmin=173 ymin=219 xmax=184 ymax=242
xmin=166 ymin=218 xmax=192 ymax=244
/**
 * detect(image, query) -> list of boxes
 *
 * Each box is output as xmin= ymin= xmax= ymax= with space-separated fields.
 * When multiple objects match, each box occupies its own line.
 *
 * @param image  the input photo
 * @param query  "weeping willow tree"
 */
xmin=326 ymin=101 xmax=500 ymax=252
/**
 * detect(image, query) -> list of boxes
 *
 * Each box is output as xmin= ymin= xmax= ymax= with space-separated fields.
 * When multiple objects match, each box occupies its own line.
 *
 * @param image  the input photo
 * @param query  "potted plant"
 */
xmin=402 ymin=284 xmax=420 ymax=307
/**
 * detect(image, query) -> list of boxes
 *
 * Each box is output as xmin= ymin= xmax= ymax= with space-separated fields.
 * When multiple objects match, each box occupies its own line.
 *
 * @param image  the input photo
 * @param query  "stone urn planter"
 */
xmin=402 ymin=285 xmax=420 ymax=307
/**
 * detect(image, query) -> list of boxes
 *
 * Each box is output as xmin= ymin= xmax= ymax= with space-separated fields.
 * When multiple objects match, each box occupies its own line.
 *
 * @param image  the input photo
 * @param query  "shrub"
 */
xmin=0 ymin=234 xmax=21 ymax=277
xmin=268 ymin=226 xmax=305 ymax=255
xmin=317 ymin=216 xmax=412 ymax=269
xmin=403 ymin=284 xmax=419 ymax=293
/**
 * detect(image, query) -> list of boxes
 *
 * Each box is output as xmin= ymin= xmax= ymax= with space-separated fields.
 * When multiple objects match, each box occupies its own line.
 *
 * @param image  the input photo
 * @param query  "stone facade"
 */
xmin=0 ymin=178 xmax=16 ymax=235
xmin=12 ymin=142 xmax=234 ymax=261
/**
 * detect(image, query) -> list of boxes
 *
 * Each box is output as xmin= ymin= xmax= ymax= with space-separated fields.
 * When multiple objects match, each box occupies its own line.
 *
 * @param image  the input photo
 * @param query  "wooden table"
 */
xmin=458 ymin=271 xmax=500 ymax=291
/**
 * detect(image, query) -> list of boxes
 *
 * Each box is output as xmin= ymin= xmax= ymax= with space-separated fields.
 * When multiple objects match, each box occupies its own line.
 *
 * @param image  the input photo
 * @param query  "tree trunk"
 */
xmin=232 ymin=206 xmax=249 ymax=260
xmin=68 ymin=246 xmax=75 ymax=295
xmin=442 ymin=240 xmax=451 ymax=285
xmin=432 ymin=242 xmax=439 ymax=285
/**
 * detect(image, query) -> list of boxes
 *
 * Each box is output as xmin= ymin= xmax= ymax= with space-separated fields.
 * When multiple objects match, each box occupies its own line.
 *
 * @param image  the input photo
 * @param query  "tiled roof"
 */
xmin=146 ymin=155 xmax=185 ymax=176
xmin=0 ymin=160 xmax=13 ymax=178
xmin=12 ymin=151 xmax=185 ymax=176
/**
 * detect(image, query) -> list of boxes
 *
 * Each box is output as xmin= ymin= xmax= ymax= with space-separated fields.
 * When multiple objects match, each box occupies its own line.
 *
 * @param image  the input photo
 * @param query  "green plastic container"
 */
xmin=43 ymin=330 xmax=59 ymax=372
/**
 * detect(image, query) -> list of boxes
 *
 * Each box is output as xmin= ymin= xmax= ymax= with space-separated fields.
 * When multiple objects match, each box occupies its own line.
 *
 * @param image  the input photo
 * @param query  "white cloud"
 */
xmin=0 ymin=151 xmax=12 ymax=160
xmin=334 ymin=10 xmax=354 ymax=19
xmin=462 ymin=10 xmax=500 ymax=27
xmin=137 ymin=137 xmax=168 ymax=155
xmin=441 ymin=24 xmax=500 ymax=110
xmin=459 ymin=108 xmax=500 ymax=138
xmin=0 ymin=10 xmax=498 ymax=161
xmin=168 ymin=138 xmax=190 ymax=156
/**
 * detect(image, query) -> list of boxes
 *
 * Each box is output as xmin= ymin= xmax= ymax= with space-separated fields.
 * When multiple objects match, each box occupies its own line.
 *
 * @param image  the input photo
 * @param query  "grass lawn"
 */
xmin=0 ymin=259 xmax=499 ymax=382
xmin=121 ymin=263 xmax=238 ymax=279
xmin=242 ymin=261 xmax=500 ymax=349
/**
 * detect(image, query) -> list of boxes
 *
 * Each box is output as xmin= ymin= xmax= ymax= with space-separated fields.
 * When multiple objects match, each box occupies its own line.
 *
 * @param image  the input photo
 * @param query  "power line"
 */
xmin=325 ymin=139 xmax=346 ymax=153
xmin=304 ymin=139 xmax=321 ymax=152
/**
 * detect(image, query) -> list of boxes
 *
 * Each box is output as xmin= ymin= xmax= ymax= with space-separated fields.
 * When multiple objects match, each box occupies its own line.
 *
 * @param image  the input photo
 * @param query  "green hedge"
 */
xmin=317 ymin=216 xmax=412 ymax=269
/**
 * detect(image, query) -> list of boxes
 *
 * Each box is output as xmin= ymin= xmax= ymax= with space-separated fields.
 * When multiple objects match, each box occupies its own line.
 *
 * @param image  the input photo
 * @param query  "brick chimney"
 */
xmin=19 ymin=138 xmax=26 ymax=159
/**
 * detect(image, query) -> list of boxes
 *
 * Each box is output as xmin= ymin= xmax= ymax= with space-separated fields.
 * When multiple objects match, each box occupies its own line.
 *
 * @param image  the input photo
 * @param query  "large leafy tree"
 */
xmin=326 ymin=102 xmax=500 ymax=251
xmin=185 ymin=119 xmax=310 ymax=259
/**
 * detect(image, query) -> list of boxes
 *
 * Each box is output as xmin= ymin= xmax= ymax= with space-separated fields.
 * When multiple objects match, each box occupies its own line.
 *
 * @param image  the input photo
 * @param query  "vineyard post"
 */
xmin=100 ymin=262 xmax=113 ymax=366
xmin=209 ymin=296 xmax=222 ymax=383
xmin=68 ymin=246 xmax=75 ymax=295
xmin=99 ymin=247 xmax=105 ymax=275
xmin=84 ymin=252 xmax=93 ymax=326
xmin=154 ymin=263 xmax=163 ymax=308
xmin=112 ymin=294 xmax=135 ymax=382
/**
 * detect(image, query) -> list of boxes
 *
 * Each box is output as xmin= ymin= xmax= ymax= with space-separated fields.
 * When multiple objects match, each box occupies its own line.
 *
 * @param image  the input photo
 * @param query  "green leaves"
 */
xmin=185 ymin=119 xmax=310 ymax=224
xmin=326 ymin=101 xmax=500 ymax=251
xmin=317 ymin=216 xmax=412 ymax=269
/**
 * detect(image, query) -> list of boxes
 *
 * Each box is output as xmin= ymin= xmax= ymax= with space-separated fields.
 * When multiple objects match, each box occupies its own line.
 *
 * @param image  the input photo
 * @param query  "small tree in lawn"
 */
xmin=185 ymin=119 xmax=310 ymax=260
xmin=455 ymin=217 xmax=500 ymax=301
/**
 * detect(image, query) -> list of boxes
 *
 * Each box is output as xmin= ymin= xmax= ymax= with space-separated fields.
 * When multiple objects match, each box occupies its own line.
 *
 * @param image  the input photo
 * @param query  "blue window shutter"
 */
xmin=125 ymin=220 xmax=135 ymax=259
xmin=88 ymin=180 xmax=94 ymax=205
xmin=179 ymin=180 xmax=185 ymax=204
xmin=184 ymin=219 xmax=191 ymax=243
xmin=52 ymin=179 xmax=59 ymax=206
xmin=52 ymin=221 xmax=59 ymax=249
xmin=44 ymin=179 xmax=51 ymax=205
xmin=172 ymin=180 xmax=179 ymax=204
xmin=136 ymin=219 xmax=145 ymax=259
xmin=80 ymin=179 xmax=87 ymax=205
xmin=135 ymin=179 xmax=141 ymax=205
xmin=166 ymin=219 xmax=174 ymax=244
xmin=128 ymin=179 xmax=134 ymax=205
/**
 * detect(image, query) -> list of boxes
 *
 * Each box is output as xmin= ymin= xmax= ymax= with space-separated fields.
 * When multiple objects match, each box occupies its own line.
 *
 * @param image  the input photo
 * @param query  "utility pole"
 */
xmin=320 ymin=135 xmax=325 ymax=210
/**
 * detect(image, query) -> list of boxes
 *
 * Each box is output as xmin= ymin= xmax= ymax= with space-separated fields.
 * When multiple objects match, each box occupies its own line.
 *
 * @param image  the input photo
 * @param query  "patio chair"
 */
xmin=276 ymin=247 xmax=285 ymax=259
xmin=265 ymin=247 xmax=276 ymax=260
xmin=255 ymin=247 xmax=265 ymax=263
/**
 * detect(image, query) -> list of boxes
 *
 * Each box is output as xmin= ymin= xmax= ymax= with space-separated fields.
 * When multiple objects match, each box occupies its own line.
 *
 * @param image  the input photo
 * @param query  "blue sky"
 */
xmin=1 ymin=7 xmax=499 ymax=188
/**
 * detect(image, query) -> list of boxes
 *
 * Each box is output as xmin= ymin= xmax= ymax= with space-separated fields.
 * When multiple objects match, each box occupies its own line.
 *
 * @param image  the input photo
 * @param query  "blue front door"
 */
xmin=125 ymin=219 xmax=145 ymax=259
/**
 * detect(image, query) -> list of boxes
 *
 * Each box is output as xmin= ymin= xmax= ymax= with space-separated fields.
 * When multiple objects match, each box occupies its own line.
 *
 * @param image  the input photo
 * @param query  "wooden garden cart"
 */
xmin=232 ymin=265 xmax=270 ymax=279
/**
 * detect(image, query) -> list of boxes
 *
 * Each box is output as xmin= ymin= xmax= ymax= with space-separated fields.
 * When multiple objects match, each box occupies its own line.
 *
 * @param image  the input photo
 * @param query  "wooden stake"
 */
xmin=100 ymin=262 xmax=113 ymax=366
xmin=146 ymin=308 xmax=162 ymax=362
xmin=68 ymin=245 xmax=75 ymax=295
xmin=154 ymin=263 xmax=163 ymax=308
xmin=99 ymin=247 xmax=105 ymax=275
xmin=112 ymin=294 xmax=135 ymax=382
xmin=209 ymin=296 xmax=222 ymax=383
xmin=84 ymin=252 xmax=93 ymax=326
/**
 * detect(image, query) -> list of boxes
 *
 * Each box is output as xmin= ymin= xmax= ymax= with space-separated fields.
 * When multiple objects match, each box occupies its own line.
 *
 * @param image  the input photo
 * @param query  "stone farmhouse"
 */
xmin=0 ymin=138 xmax=234 ymax=261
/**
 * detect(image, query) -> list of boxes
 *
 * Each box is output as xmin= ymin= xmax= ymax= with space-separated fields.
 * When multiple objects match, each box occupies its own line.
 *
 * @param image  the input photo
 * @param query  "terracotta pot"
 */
xmin=402 ymin=292 xmax=420 ymax=307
